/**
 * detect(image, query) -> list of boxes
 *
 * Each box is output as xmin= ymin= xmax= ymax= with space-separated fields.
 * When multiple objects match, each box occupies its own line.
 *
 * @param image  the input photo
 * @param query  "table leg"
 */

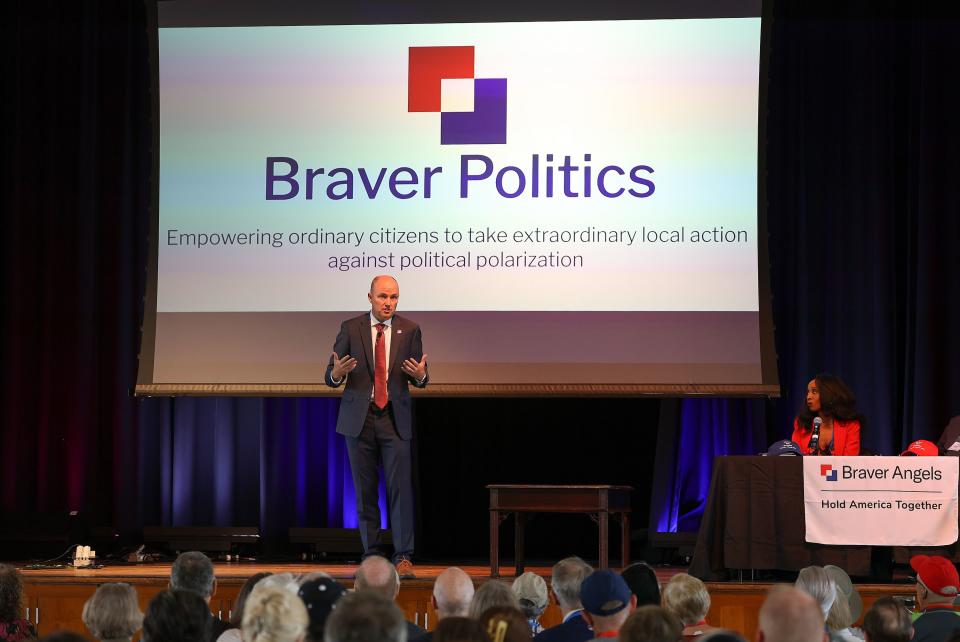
xmin=490 ymin=510 xmax=500 ymax=578
xmin=515 ymin=513 xmax=525 ymax=576
xmin=620 ymin=513 xmax=630 ymax=568
xmin=599 ymin=511 xmax=609 ymax=569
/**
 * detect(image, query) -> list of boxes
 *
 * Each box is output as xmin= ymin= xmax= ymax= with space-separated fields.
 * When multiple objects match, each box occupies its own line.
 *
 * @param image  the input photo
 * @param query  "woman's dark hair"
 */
xmin=797 ymin=373 xmax=860 ymax=429
xmin=0 ymin=564 xmax=25 ymax=622
xmin=142 ymin=590 xmax=211 ymax=642
xmin=228 ymin=572 xmax=272 ymax=626
xmin=621 ymin=562 xmax=661 ymax=607
xmin=433 ymin=616 xmax=493 ymax=642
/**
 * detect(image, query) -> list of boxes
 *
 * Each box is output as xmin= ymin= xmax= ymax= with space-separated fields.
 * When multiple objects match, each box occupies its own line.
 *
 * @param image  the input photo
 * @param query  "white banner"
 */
xmin=804 ymin=456 xmax=959 ymax=546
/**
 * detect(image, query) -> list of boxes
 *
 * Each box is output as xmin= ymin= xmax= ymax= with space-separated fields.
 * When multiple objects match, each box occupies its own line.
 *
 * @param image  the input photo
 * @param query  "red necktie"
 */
xmin=374 ymin=323 xmax=387 ymax=409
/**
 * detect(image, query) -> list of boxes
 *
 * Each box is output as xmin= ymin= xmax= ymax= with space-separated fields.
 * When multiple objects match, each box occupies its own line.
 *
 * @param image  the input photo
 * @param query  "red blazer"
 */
xmin=792 ymin=418 xmax=861 ymax=455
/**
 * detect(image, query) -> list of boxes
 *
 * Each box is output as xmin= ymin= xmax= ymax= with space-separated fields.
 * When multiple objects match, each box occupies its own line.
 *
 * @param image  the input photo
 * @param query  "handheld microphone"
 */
xmin=810 ymin=417 xmax=822 ymax=455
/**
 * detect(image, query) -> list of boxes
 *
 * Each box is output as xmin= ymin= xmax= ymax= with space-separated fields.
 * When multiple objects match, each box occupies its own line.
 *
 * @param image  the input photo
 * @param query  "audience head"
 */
xmin=169 ymin=551 xmax=216 ymax=601
xmin=469 ymin=580 xmax=519 ymax=620
xmin=619 ymin=605 xmax=683 ymax=642
xmin=756 ymin=586 xmax=826 ymax=642
xmin=794 ymin=566 xmax=837 ymax=618
xmin=142 ymin=589 xmax=211 ymax=642
xmin=229 ymin=572 xmax=272 ymax=627
xmin=243 ymin=584 xmax=309 ymax=642
xmin=298 ymin=577 xmax=347 ymax=642
xmin=298 ymin=572 xmax=334 ymax=585
xmin=478 ymin=606 xmax=531 ymax=642
xmin=824 ymin=565 xmax=862 ymax=624
xmin=323 ymin=590 xmax=406 ymax=642
xmin=511 ymin=572 xmax=548 ymax=623
xmin=580 ymin=570 xmax=637 ymax=634
xmin=661 ymin=573 xmax=711 ymax=627
xmin=911 ymin=555 xmax=959 ymax=607
xmin=861 ymin=597 xmax=912 ymax=642
xmin=620 ymin=562 xmax=661 ymax=607
xmin=433 ymin=567 xmax=475 ymax=619
xmin=550 ymin=556 xmax=593 ymax=612
xmin=431 ymin=617 xmax=492 ymax=642
xmin=0 ymin=564 xmax=26 ymax=623
xmin=82 ymin=582 xmax=143 ymax=641
xmin=825 ymin=587 xmax=853 ymax=632
xmin=260 ymin=573 xmax=302 ymax=595
xmin=354 ymin=555 xmax=400 ymax=600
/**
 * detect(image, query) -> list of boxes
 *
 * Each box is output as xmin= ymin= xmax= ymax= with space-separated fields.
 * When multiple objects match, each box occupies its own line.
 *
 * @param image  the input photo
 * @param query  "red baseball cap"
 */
xmin=902 ymin=440 xmax=939 ymax=456
xmin=911 ymin=555 xmax=960 ymax=596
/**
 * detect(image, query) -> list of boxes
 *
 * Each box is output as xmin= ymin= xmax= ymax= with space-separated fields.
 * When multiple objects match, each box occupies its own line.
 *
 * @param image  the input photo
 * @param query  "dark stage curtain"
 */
xmin=764 ymin=6 xmax=960 ymax=455
xmin=651 ymin=399 xmax=770 ymax=534
xmin=3 ymin=0 xmax=959 ymax=556
xmin=2 ymin=0 xmax=152 ymax=537
xmin=135 ymin=397 xmax=386 ymax=548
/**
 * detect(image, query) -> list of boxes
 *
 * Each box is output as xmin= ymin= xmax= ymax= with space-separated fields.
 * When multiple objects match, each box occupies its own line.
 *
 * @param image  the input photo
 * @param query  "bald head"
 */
xmin=354 ymin=556 xmax=399 ymax=600
xmin=433 ymin=567 xmax=475 ymax=619
xmin=370 ymin=275 xmax=398 ymax=293
xmin=368 ymin=276 xmax=399 ymax=322
xmin=757 ymin=587 xmax=827 ymax=642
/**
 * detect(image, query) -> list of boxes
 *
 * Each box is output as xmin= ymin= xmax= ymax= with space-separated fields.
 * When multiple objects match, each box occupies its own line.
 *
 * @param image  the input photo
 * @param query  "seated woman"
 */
xmin=0 ymin=565 xmax=35 ymax=642
xmin=792 ymin=374 xmax=861 ymax=455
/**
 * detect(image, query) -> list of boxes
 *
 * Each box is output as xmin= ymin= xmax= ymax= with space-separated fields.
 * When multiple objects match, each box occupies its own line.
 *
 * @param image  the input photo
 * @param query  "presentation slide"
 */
xmin=140 ymin=16 xmax=773 ymax=394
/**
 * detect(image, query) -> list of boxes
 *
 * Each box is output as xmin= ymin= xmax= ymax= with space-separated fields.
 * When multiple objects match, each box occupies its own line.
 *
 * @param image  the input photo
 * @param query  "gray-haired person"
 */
xmin=170 ymin=552 xmax=229 ymax=642
xmin=534 ymin=557 xmax=594 ymax=642
xmin=82 ymin=583 xmax=143 ymax=642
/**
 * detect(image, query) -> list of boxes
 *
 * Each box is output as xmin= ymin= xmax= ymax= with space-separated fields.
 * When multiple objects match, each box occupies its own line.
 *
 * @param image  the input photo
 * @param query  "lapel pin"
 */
xmin=397 ymin=329 xmax=403 ymax=334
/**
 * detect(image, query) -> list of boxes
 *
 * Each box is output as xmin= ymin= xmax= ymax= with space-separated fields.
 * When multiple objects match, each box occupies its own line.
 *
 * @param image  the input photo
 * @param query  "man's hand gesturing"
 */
xmin=401 ymin=354 xmax=428 ymax=382
xmin=330 ymin=352 xmax=358 ymax=380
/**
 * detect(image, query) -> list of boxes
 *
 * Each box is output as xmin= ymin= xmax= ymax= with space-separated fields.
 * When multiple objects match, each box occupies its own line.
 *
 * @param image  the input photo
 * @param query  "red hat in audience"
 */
xmin=901 ymin=440 xmax=939 ymax=456
xmin=911 ymin=555 xmax=960 ymax=596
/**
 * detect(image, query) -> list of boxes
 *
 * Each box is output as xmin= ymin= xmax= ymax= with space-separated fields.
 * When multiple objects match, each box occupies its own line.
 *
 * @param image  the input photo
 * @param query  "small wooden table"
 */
xmin=487 ymin=484 xmax=632 ymax=577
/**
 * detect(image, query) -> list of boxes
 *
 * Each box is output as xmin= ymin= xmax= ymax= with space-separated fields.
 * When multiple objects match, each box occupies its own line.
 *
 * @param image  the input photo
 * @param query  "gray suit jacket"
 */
xmin=324 ymin=313 xmax=427 ymax=439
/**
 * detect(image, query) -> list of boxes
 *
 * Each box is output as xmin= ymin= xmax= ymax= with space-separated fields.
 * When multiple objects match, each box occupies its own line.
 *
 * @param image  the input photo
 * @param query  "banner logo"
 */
xmin=408 ymin=46 xmax=508 ymax=145
xmin=820 ymin=464 xmax=837 ymax=481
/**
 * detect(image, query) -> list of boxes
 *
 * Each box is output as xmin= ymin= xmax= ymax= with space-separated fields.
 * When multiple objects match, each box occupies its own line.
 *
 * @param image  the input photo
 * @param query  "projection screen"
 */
xmin=137 ymin=1 xmax=778 ymax=396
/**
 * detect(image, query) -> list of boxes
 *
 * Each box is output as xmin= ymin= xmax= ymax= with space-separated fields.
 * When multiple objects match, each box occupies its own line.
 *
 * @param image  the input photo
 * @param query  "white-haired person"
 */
xmin=82 ymin=582 xmax=143 ymax=642
xmin=242 ymin=585 xmax=308 ymax=642
xmin=661 ymin=573 xmax=717 ymax=639
xmin=795 ymin=566 xmax=837 ymax=621
xmin=823 ymin=566 xmax=863 ymax=642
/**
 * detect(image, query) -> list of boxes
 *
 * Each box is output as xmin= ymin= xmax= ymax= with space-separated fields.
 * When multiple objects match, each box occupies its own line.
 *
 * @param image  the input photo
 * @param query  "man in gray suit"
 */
xmin=325 ymin=275 xmax=428 ymax=578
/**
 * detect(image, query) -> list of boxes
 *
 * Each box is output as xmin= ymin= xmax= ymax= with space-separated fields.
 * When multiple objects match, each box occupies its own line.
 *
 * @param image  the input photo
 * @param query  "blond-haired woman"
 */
xmin=242 ymin=585 xmax=308 ymax=642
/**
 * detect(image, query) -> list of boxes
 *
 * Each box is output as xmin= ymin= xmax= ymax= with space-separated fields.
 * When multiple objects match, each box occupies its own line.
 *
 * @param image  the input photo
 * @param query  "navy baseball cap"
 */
xmin=580 ymin=570 xmax=632 ymax=616
xmin=298 ymin=578 xmax=347 ymax=637
xmin=767 ymin=440 xmax=802 ymax=456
